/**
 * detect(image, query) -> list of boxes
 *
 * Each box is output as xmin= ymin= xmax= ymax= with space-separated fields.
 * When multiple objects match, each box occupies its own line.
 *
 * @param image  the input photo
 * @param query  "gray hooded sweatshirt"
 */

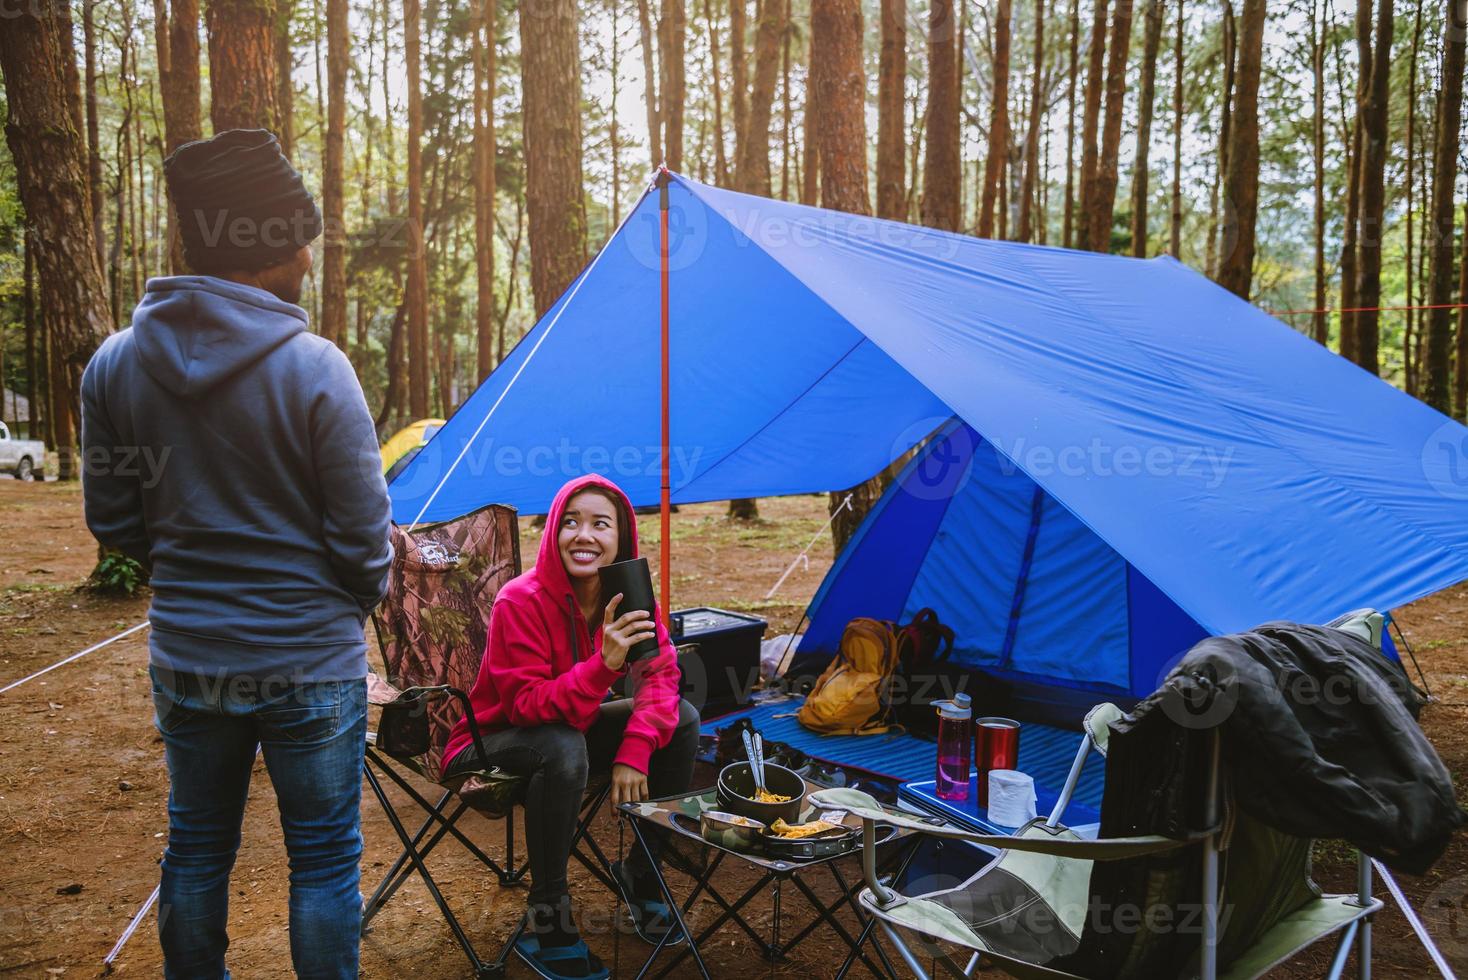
xmin=81 ymin=276 xmax=392 ymax=682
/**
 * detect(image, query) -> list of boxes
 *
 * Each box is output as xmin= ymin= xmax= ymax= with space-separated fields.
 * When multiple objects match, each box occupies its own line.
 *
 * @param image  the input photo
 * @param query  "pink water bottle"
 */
xmin=935 ymin=693 xmax=973 ymax=801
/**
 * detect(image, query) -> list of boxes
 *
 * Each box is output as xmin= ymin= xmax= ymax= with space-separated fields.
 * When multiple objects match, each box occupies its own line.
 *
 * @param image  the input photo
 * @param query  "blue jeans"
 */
xmin=150 ymin=666 xmax=367 ymax=980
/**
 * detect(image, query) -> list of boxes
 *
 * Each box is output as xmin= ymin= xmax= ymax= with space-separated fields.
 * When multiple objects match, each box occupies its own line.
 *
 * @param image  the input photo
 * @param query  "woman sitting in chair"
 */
xmin=444 ymin=474 xmax=701 ymax=980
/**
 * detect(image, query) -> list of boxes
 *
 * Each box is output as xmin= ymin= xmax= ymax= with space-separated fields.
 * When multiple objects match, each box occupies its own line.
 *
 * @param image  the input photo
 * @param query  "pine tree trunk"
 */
xmin=1401 ymin=0 xmax=1421 ymax=390
xmin=801 ymin=53 xmax=820 ymax=205
xmin=23 ymin=229 xmax=41 ymax=442
xmin=780 ymin=0 xmax=794 ymax=198
xmin=1205 ymin=2 xmax=1235 ymax=277
xmin=275 ymin=0 xmax=295 ymax=156
xmin=1076 ymin=0 xmax=1108 ymax=249
xmin=1350 ymin=0 xmax=1391 ymax=376
xmin=730 ymin=0 xmax=748 ymax=157
xmin=1214 ymin=0 xmax=1263 ymax=298
xmin=637 ymin=0 xmax=662 ymax=164
xmin=810 ymin=0 xmax=875 ymax=549
xmin=736 ymin=0 xmax=785 ymax=194
xmin=921 ymin=0 xmax=961 ymax=230
xmin=521 ymin=0 xmax=588 ymax=318
xmin=84 ymin=0 xmax=106 ymax=280
xmin=405 ymin=0 xmax=429 ymax=416
xmin=1063 ymin=0 xmax=1081 ymax=247
xmin=474 ymin=0 xmax=497 ymax=381
xmin=1129 ymin=0 xmax=1163 ymax=257
xmin=1169 ymin=0 xmax=1184 ymax=255
xmin=319 ymin=0 xmax=347 ymax=349
xmin=1338 ymin=0 xmax=1372 ymax=363
xmin=1457 ymin=199 xmax=1468 ymax=419
xmin=1017 ymin=0 xmax=1046 ymax=243
xmin=978 ymin=0 xmax=1012 ymax=238
xmin=876 ymin=0 xmax=907 ymax=220
xmin=1311 ymin=0 xmax=1328 ymax=344
xmin=0 ymin=0 xmax=113 ymax=478
xmin=1086 ymin=0 xmax=1135 ymax=253
xmin=660 ymin=0 xmax=686 ymax=170
xmin=207 ymin=0 xmax=280 ymax=133
xmin=1423 ymin=0 xmax=1464 ymax=412
xmin=705 ymin=0 xmax=730 ymax=184
xmin=154 ymin=0 xmax=202 ymax=273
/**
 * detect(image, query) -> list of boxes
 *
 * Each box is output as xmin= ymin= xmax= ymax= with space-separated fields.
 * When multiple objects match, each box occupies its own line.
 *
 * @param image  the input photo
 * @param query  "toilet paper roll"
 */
xmin=987 ymin=769 xmax=1037 ymax=827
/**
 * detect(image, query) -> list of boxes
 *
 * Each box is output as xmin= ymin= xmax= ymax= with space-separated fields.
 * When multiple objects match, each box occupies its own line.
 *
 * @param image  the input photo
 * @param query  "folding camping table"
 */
xmin=616 ymin=778 xmax=932 ymax=980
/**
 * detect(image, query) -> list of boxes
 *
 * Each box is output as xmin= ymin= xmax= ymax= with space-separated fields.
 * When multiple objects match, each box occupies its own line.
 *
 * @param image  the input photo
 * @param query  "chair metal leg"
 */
xmin=1357 ymin=853 xmax=1373 ymax=980
xmin=1200 ymin=731 xmax=1222 ymax=980
xmin=362 ymin=788 xmax=461 ymax=924
xmin=878 ymin=920 xmax=934 ymax=980
xmin=364 ymin=763 xmax=501 ymax=978
xmin=1326 ymin=921 xmax=1362 ymax=980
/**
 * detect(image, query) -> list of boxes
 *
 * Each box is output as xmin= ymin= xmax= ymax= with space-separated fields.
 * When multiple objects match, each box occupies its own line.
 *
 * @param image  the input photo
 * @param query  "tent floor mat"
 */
xmin=699 ymin=698 xmax=1105 ymax=811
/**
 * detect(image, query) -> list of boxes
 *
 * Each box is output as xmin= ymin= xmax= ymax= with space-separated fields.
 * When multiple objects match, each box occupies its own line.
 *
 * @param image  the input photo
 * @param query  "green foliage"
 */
xmin=87 ymin=552 xmax=148 ymax=598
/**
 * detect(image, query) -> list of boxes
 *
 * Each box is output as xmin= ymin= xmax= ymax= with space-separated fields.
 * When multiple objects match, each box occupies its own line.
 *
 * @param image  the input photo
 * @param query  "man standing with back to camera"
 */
xmin=80 ymin=129 xmax=391 ymax=979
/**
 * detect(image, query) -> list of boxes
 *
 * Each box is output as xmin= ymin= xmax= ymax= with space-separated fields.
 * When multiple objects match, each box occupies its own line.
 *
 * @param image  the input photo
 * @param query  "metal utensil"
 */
xmin=741 ymin=729 xmax=763 ymax=793
xmin=753 ymin=733 xmax=768 ymax=793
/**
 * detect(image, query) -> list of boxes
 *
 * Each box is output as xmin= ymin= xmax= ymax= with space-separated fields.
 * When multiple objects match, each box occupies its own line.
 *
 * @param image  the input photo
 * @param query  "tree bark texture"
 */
xmin=521 ymin=0 xmax=588 ymax=318
xmin=1076 ymin=0 xmax=1109 ymax=248
xmin=978 ymin=0 xmax=1012 ymax=238
xmin=1423 ymin=0 xmax=1464 ymax=411
xmin=1169 ymin=0 xmax=1183 ymax=255
xmin=275 ymin=0 xmax=295 ymax=156
xmin=405 ymin=0 xmax=429 ymax=416
xmin=730 ymin=0 xmax=748 ymax=158
xmin=1129 ymin=0 xmax=1164 ymax=256
xmin=474 ymin=0 xmax=497 ymax=381
xmin=1064 ymin=0 xmax=1082 ymax=247
xmin=660 ymin=0 xmax=686 ymax=170
xmin=876 ymin=0 xmax=907 ymax=220
xmin=1311 ymin=0 xmax=1327 ymax=344
xmin=84 ymin=0 xmax=106 ymax=278
xmin=637 ymin=0 xmax=662 ymax=164
xmin=1214 ymin=0 xmax=1263 ymax=299
xmin=1085 ymin=0 xmax=1135 ymax=252
xmin=321 ymin=0 xmax=348 ymax=349
xmin=207 ymin=0 xmax=280 ymax=134
xmin=0 ymin=0 xmax=113 ymax=478
xmin=704 ymin=0 xmax=730 ymax=183
xmin=922 ymin=0 xmax=961 ymax=230
xmin=736 ymin=0 xmax=786 ymax=194
xmin=1017 ymin=0 xmax=1047 ymax=242
xmin=1338 ymin=0 xmax=1372 ymax=362
xmin=1350 ymin=0 xmax=1392 ymax=375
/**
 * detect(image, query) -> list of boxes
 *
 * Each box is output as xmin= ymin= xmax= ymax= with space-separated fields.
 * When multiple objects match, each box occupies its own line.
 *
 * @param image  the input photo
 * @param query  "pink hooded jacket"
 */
xmin=443 ymin=474 xmax=683 ymax=774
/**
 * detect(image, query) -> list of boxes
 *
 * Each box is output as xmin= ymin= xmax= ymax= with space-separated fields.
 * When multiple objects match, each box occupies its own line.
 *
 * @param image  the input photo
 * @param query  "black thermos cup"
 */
xmin=597 ymin=557 xmax=661 ymax=663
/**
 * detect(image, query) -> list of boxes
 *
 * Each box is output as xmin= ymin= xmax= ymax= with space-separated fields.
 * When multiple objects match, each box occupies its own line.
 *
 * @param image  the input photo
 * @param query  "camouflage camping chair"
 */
xmin=817 ymin=613 xmax=1394 ymax=980
xmin=362 ymin=504 xmax=617 ymax=979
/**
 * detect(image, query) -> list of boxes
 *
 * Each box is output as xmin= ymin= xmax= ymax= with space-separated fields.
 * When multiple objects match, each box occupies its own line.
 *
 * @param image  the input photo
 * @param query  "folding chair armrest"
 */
xmin=378 ymin=683 xmax=492 ymax=766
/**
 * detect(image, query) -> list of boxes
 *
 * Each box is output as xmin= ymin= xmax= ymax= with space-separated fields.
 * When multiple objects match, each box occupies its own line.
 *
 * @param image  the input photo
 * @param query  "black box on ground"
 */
xmin=671 ymin=607 xmax=766 ymax=717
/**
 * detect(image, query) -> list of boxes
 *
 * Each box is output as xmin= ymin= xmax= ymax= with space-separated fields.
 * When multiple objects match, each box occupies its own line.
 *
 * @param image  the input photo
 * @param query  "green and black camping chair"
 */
xmin=815 ymin=686 xmax=1383 ymax=980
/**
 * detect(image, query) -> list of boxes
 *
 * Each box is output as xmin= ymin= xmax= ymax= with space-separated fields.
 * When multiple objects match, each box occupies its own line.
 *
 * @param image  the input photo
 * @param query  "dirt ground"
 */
xmin=0 ymin=479 xmax=1465 ymax=978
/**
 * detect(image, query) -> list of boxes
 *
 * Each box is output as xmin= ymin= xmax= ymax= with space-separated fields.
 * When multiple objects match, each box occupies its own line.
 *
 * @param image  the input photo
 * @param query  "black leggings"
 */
xmin=447 ymin=698 xmax=701 ymax=905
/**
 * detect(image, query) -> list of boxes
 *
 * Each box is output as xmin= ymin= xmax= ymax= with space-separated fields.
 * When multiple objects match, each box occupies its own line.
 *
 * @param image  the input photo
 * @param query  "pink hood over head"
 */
xmin=444 ymin=475 xmax=682 ymax=774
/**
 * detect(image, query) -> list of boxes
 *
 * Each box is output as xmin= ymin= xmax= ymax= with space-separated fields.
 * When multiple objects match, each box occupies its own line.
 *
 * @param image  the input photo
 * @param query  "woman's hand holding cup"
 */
xmin=601 ymin=594 xmax=656 ymax=671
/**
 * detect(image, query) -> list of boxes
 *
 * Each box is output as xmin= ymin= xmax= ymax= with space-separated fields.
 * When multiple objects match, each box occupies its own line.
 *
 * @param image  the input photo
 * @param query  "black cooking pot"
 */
xmin=716 ymin=761 xmax=805 ymax=826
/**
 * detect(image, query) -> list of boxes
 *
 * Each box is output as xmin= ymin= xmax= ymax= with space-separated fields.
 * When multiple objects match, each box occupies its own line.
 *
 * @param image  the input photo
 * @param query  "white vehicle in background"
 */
xmin=0 ymin=421 xmax=45 ymax=480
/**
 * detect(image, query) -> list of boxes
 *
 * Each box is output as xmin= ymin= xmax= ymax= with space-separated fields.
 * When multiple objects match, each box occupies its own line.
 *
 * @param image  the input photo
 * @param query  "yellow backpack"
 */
xmin=796 ymin=618 xmax=910 ymax=735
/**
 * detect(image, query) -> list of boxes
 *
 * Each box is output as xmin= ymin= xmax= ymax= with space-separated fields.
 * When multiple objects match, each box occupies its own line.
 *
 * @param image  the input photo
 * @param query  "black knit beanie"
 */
xmin=163 ymin=129 xmax=323 ymax=274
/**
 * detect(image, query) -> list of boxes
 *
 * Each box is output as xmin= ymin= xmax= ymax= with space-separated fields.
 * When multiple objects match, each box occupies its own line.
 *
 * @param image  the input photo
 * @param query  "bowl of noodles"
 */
xmin=716 ymin=761 xmax=806 ymax=825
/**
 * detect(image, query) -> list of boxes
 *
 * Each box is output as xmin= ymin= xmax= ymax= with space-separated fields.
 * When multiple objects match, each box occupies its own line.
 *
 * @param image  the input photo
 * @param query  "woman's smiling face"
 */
xmin=557 ymin=489 xmax=621 ymax=583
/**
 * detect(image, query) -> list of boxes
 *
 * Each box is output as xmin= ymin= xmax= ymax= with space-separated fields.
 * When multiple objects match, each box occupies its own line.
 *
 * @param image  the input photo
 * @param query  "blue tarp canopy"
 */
xmin=392 ymin=172 xmax=1468 ymax=696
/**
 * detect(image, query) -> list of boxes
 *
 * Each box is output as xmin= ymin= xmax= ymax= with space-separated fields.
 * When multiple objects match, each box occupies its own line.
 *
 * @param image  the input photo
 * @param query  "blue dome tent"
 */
xmin=390 ymin=172 xmax=1468 ymax=715
xmin=796 ymin=418 xmax=1220 ymax=720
